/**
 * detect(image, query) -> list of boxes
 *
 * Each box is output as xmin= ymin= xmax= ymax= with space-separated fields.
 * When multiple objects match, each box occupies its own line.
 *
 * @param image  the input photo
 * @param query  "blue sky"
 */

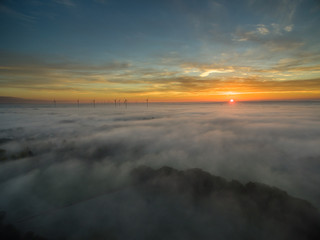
xmin=1 ymin=0 xmax=320 ymax=101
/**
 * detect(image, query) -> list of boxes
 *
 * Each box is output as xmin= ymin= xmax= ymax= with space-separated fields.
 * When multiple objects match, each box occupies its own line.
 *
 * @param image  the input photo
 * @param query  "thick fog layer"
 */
xmin=0 ymin=102 xmax=319 ymax=239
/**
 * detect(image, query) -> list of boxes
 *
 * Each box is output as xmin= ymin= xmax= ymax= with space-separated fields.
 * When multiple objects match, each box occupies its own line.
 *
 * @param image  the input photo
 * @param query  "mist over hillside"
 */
xmin=0 ymin=102 xmax=320 ymax=239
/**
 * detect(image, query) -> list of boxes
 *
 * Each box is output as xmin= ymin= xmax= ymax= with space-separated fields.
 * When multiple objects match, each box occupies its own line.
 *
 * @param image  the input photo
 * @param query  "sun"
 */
xmin=229 ymin=99 xmax=234 ymax=103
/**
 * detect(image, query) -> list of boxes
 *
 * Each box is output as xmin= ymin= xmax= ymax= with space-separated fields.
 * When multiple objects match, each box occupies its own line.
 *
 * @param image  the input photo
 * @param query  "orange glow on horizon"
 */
xmin=1 ymin=85 xmax=320 ymax=103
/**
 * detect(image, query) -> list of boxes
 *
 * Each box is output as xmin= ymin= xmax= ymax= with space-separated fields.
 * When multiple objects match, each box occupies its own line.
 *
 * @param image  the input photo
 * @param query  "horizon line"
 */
xmin=1 ymin=96 xmax=320 ymax=104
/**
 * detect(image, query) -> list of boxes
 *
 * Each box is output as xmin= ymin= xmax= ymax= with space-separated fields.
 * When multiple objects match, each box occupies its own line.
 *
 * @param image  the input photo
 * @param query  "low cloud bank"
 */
xmin=0 ymin=102 xmax=319 ymax=239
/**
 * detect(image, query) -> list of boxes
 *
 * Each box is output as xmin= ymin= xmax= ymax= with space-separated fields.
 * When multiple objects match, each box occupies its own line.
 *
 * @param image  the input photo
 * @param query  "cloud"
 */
xmin=0 ymin=51 xmax=131 ymax=73
xmin=0 ymin=51 xmax=133 ymax=91
xmin=200 ymin=68 xmax=234 ymax=77
xmin=1 ymin=48 xmax=319 ymax=99
xmin=233 ymin=23 xmax=303 ymax=52
xmin=284 ymin=24 xmax=294 ymax=32
xmin=0 ymin=102 xmax=320 ymax=238
xmin=256 ymin=25 xmax=269 ymax=35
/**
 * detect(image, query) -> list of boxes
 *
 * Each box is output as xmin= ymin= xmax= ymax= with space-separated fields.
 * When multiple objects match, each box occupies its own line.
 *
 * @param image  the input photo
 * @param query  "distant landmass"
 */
xmin=0 ymin=97 xmax=49 ymax=104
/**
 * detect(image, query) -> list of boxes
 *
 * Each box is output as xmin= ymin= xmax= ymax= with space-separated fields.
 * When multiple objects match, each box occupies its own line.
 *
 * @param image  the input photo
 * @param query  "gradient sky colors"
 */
xmin=1 ymin=0 xmax=320 ymax=102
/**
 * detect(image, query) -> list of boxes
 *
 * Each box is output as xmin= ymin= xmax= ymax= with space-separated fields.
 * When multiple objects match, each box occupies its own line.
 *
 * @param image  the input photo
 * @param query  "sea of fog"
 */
xmin=0 ymin=101 xmax=319 ymax=239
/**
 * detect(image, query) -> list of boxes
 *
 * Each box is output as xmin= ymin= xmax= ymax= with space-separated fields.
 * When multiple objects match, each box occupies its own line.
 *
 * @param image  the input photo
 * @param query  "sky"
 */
xmin=0 ymin=0 xmax=320 ymax=102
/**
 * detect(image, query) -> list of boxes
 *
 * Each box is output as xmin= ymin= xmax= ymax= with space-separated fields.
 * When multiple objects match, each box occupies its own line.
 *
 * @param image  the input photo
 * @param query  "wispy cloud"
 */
xmin=2 ymin=51 xmax=319 ymax=99
xmin=200 ymin=69 xmax=234 ymax=77
xmin=284 ymin=24 xmax=294 ymax=32
xmin=233 ymin=23 xmax=302 ymax=52
xmin=256 ymin=24 xmax=269 ymax=35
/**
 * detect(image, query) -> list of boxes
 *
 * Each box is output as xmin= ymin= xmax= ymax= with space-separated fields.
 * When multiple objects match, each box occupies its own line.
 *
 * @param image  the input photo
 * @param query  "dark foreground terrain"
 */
xmin=1 ymin=166 xmax=320 ymax=240
xmin=131 ymin=166 xmax=320 ymax=240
